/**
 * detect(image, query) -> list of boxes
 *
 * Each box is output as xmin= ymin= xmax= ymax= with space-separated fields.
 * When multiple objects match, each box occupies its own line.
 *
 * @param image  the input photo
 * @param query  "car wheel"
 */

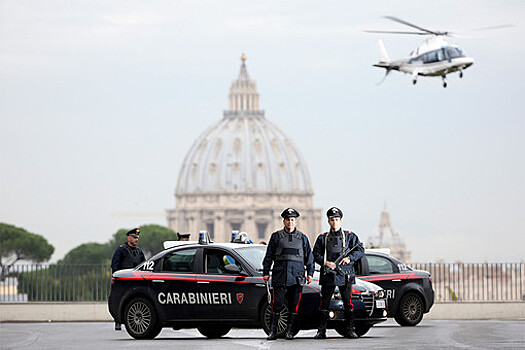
xmin=335 ymin=323 xmax=370 ymax=337
xmin=354 ymin=324 xmax=371 ymax=337
xmin=394 ymin=292 xmax=424 ymax=326
xmin=124 ymin=297 xmax=162 ymax=339
xmin=197 ymin=325 xmax=231 ymax=338
xmin=261 ymin=303 xmax=291 ymax=337
xmin=334 ymin=325 xmax=346 ymax=337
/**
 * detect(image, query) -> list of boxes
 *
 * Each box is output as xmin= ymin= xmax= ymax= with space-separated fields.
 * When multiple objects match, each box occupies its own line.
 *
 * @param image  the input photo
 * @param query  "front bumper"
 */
xmin=328 ymin=292 xmax=388 ymax=325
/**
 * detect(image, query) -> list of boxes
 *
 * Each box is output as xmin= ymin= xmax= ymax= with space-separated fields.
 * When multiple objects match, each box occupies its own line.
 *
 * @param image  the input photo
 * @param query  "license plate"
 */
xmin=376 ymin=299 xmax=386 ymax=308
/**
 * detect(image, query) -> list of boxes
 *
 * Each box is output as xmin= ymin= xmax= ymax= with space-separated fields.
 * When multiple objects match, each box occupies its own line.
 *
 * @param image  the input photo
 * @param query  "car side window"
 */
xmin=162 ymin=248 xmax=197 ymax=273
xmin=206 ymin=249 xmax=241 ymax=275
xmin=354 ymin=259 xmax=363 ymax=276
xmin=366 ymin=255 xmax=394 ymax=274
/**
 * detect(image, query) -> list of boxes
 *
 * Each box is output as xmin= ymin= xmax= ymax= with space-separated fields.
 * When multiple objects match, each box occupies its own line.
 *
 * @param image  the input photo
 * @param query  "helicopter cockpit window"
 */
xmin=437 ymin=49 xmax=445 ymax=61
xmin=423 ymin=50 xmax=439 ymax=63
xmin=409 ymin=55 xmax=422 ymax=64
xmin=444 ymin=47 xmax=464 ymax=59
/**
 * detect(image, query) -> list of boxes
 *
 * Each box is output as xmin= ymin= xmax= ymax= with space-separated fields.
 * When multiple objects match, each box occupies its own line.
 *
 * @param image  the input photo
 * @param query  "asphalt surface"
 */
xmin=1 ymin=319 xmax=524 ymax=350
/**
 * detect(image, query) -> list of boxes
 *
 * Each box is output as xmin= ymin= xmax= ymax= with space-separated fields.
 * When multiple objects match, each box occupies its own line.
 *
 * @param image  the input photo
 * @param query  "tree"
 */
xmin=58 ymin=242 xmax=112 ymax=265
xmin=0 ymin=223 xmax=54 ymax=280
xmin=107 ymin=224 xmax=179 ymax=258
xmin=57 ymin=224 xmax=179 ymax=265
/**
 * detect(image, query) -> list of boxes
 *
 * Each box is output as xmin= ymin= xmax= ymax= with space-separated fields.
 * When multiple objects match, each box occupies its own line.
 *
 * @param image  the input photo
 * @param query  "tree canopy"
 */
xmin=107 ymin=224 xmax=179 ymax=258
xmin=58 ymin=242 xmax=112 ymax=265
xmin=57 ymin=224 xmax=179 ymax=265
xmin=0 ymin=223 xmax=55 ymax=264
xmin=0 ymin=223 xmax=55 ymax=280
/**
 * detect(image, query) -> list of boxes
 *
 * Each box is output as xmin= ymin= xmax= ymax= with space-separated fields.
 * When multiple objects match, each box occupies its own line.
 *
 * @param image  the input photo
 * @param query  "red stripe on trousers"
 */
xmin=295 ymin=292 xmax=302 ymax=313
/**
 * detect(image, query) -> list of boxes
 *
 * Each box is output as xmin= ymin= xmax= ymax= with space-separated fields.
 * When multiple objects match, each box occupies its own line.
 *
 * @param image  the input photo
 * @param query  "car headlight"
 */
xmin=376 ymin=290 xmax=385 ymax=299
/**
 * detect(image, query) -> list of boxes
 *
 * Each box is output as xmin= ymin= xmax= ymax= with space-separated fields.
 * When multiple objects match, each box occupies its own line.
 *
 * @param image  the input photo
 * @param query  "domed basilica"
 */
xmin=166 ymin=55 xmax=322 ymax=243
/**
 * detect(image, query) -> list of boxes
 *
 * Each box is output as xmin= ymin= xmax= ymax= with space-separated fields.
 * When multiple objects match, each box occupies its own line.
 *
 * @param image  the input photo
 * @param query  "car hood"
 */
xmin=355 ymin=278 xmax=383 ymax=293
xmin=310 ymin=271 xmax=383 ymax=293
xmin=412 ymin=269 xmax=431 ymax=277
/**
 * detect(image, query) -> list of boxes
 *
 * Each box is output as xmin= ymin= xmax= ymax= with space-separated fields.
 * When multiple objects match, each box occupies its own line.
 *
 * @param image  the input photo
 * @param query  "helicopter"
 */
xmin=366 ymin=16 xmax=509 ymax=88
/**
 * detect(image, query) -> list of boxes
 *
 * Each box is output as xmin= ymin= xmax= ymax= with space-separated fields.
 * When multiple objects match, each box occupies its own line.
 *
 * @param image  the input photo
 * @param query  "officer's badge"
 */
xmin=236 ymin=293 xmax=244 ymax=304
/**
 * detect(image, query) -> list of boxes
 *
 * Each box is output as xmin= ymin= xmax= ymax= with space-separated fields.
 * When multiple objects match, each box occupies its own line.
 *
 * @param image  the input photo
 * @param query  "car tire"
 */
xmin=197 ymin=325 xmax=231 ymax=338
xmin=334 ymin=325 xmax=346 ymax=337
xmin=335 ymin=323 xmax=370 ymax=337
xmin=261 ymin=303 xmax=294 ymax=337
xmin=354 ymin=324 xmax=371 ymax=337
xmin=394 ymin=292 xmax=424 ymax=326
xmin=124 ymin=297 xmax=162 ymax=339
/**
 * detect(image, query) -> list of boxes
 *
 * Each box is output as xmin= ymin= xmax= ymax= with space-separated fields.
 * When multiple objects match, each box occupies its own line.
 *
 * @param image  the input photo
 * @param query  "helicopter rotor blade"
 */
xmin=364 ymin=30 xmax=429 ymax=35
xmin=463 ymin=24 xmax=515 ymax=33
xmin=383 ymin=16 xmax=447 ymax=36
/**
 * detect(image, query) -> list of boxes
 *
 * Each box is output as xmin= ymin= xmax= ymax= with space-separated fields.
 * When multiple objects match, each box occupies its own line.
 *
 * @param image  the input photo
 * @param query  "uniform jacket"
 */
xmin=313 ymin=229 xmax=364 ymax=286
xmin=111 ymin=243 xmax=146 ymax=273
xmin=262 ymin=228 xmax=315 ymax=287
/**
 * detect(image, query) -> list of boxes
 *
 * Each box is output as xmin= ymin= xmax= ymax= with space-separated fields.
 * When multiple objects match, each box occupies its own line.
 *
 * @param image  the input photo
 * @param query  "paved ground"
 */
xmin=1 ymin=319 xmax=524 ymax=350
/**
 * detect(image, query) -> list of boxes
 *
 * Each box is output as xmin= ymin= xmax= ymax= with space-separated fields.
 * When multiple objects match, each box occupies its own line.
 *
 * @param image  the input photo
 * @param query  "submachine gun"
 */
xmin=324 ymin=243 xmax=361 ymax=276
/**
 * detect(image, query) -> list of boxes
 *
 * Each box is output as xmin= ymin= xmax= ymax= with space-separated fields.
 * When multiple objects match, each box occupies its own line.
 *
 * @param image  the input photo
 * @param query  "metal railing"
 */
xmin=0 ymin=264 xmax=111 ymax=302
xmin=412 ymin=262 xmax=525 ymax=302
xmin=1 ymin=262 xmax=524 ymax=303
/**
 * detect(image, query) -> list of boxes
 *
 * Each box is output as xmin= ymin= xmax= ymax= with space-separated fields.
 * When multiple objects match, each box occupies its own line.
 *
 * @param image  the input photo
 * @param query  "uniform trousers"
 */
xmin=271 ymin=285 xmax=303 ymax=313
xmin=320 ymin=283 xmax=354 ymax=312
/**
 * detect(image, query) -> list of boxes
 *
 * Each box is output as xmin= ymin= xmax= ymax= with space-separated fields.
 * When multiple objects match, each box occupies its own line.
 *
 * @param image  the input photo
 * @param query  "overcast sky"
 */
xmin=1 ymin=1 xmax=524 ymax=263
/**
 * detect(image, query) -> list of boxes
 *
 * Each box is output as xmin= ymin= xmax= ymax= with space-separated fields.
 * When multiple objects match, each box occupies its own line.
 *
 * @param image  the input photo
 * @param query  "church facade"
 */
xmin=166 ymin=55 xmax=322 ymax=243
xmin=367 ymin=206 xmax=411 ymax=263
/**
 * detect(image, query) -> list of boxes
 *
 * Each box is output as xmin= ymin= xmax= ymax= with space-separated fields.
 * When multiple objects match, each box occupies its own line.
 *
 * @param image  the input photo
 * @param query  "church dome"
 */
xmin=176 ymin=55 xmax=313 ymax=195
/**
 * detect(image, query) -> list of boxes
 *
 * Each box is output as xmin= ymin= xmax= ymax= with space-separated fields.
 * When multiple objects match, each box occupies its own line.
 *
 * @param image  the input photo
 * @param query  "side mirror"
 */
xmin=223 ymin=264 xmax=243 ymax=274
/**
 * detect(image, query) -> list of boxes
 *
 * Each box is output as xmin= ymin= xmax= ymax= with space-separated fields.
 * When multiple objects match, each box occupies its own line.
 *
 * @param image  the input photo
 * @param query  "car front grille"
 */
xmin=360 ymin=292 xmax=374 ymax=316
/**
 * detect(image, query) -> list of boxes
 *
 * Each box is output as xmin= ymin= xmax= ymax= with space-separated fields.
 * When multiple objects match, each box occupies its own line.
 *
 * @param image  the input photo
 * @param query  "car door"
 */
xmin=149 ymin=247 xmax=199 ymax=321
xmin=200 ymin=247 xmax=265 ymax=321
xmin=360 ymin=254 xmax=400 ymax=305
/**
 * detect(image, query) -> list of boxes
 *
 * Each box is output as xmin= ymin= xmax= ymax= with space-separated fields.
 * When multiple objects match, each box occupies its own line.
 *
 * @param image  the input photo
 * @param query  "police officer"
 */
xmin=262 ymin=208 xmax=314 ymax=340
xmin=111 ymin=228 xmax=146 ymax=273
xmin=313 ymin=207 xmax=364 ymax=339
xmin=177 ymin=233 xmax=191 ymax=241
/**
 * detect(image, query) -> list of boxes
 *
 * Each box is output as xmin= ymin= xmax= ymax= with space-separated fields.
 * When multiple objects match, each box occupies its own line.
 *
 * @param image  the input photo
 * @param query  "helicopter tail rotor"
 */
xmin=377 ymin=39 xmax=390 ymax=63
xmin=376 ymin=69 xmax=392 ymax=86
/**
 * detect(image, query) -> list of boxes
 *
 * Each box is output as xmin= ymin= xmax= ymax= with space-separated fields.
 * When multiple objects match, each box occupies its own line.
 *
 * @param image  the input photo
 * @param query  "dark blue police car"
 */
xmin=356 ymin=250 xmax=434 ymax=326
xmin=108 ymin=241 xmax=387 ymax=339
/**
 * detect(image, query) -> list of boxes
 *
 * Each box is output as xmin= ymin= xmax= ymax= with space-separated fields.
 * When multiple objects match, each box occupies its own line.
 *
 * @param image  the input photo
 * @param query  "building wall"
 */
xmin=167 ymin=192 xmax=322 ymax=244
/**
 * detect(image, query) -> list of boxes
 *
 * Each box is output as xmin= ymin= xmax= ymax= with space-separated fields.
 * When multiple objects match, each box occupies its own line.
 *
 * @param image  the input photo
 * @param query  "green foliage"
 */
xmin=107 ymin=224 xmax=179 ymax=258
xmin=445 ymin=285 xmax=459 ymax=301
xmin=15 ymin=264 xmax=111 ymax=301
xmin=58 ymin=224 xmax=179 ymax=265
xmin=0 ymin=223 xmax=54 ymax=264
xmin=58 ymin=243 xmax=112 ymax=265
xmin=5 ymin=223 xmax=178 ymax=301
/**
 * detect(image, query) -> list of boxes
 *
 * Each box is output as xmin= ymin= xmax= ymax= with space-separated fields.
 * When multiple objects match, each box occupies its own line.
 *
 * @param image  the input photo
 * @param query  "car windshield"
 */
xmin=235 ymin=245 xmax=266 ymax=271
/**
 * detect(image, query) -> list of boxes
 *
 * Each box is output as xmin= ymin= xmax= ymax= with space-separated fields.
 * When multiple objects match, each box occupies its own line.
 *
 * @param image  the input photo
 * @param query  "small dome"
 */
xmin=176 ymin=56 xmax=313 ymax=194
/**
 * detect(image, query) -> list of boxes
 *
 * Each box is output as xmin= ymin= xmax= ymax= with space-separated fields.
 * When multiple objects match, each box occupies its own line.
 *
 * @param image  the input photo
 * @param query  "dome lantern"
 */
xmin=226 ymin=54 xmax=263 ymax=116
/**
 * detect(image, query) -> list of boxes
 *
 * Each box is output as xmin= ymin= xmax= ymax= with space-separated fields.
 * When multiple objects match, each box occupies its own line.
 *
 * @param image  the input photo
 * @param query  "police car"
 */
xmin=108 ymin=238 xmax=387 ymax=339
xmin=356 ymin=250 xmax=434 ymax=326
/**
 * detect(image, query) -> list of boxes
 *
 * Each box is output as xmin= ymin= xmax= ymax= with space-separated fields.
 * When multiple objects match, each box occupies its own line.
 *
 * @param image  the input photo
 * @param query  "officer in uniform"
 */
xmin=313 ymin=207 xmax=364 ymax=339
xmin=111 ymin=228 xmax=146 ymax=273
xmin=177 ymin=233 xmax=191 ymax=241
xmin=262 ymin=208 xmax=314 ymax=340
